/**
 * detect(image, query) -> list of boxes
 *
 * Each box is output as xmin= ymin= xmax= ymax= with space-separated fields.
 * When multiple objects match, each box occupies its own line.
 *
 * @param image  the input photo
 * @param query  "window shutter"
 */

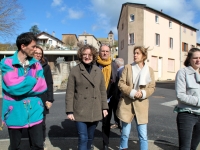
xmin=182 ymin=42 xmax=184 ymax=51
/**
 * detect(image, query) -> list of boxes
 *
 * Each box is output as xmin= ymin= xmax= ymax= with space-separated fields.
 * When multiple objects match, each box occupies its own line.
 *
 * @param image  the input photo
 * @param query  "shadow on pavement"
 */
xmin=48 ymin=119 xmax=120 ymax=150
xmin=154 ymin=140 xmax=178 ymax=150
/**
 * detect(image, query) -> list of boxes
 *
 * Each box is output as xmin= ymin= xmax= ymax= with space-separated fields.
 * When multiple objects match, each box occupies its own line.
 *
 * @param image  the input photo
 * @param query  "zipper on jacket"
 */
xmin=24 ymin=100 xmax=30 ymax=127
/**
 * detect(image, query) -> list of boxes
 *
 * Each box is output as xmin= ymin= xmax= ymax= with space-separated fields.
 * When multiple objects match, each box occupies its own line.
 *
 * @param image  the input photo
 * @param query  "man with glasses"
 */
xmin=96 ymin=44 xmax=117 ymax=150
xmin=0 ymin=32 xmax=47 ymax=150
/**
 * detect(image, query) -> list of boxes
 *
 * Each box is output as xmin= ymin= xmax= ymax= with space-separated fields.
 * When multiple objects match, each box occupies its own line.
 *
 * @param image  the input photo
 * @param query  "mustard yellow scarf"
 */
xmin=97 ymin=56 xmax=112 ymax=89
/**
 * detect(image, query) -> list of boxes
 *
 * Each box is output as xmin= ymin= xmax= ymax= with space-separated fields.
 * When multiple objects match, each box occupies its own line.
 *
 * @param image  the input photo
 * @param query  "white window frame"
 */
xmin=84 ymin=39 xmax=87 ymax=45
xmin=170 ymin=37 xmax=173 ymax=49
xmin=155 ymin=15 xmax=159 ymax=23
xmin=155 ymin=33 xmax=160 ymax=46
xmin=49 ymin=40 xmax=52 ymax=45
xmin=130 ymin=14 xmax=135 ymax=22
xmin=129 ymin=33 xmax=134 ymax=45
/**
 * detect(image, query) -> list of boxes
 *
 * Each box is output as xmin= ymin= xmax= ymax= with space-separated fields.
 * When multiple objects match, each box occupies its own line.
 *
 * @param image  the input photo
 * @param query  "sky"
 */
xmin=1 ymin=0 xmax=200 ymax=43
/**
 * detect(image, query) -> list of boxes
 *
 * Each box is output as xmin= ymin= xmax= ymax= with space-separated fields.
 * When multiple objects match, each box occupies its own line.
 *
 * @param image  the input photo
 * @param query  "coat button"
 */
xmin=86 ymin=87 xmax=88 ymax=89
xmin=84 ymin=97 xmax=87 ymax=99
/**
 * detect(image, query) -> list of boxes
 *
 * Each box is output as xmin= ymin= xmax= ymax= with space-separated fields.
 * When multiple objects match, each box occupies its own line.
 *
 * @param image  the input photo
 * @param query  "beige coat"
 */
xmin=65 ymin=63 xmax=108 ymax=122
xmin=116 ymin=64 xmax=155 ymax=124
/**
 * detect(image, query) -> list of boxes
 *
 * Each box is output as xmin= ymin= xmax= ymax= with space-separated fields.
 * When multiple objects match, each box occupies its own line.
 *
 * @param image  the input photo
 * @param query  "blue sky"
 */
xmin=1 ymin=0 xmax=200 ymax=43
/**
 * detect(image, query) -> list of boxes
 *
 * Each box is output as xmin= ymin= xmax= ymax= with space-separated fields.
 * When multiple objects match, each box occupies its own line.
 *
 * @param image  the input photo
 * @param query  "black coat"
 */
xmin=40 ymin=59 xmax=54 ymax=114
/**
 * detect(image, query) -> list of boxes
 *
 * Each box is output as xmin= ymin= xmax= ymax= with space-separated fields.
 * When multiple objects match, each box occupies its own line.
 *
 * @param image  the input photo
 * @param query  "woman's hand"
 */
xmin=103 ymin=110 xmax=108 ymax=117
xmin=45 ymin=101 xmax=52 ymax=109
xmin=67 ymin=114 xmax=75 ymax=121
xmin=134 ymin=90 xmax=143 ymax=99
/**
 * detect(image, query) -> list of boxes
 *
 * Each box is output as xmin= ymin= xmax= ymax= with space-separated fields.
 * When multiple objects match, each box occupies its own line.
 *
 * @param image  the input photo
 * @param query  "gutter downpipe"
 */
xmin=180 ymin=23 xmax=182 ymax=69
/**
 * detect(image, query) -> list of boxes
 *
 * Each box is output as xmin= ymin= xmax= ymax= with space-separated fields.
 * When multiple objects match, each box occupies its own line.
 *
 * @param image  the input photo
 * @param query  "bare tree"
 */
xmin=64 ymin=35 xmax=76 ymax=49
xmin=77 ymin=40 xmax=84 ymax=48
xmin=0 ymin=0 xmax=24 ymax=39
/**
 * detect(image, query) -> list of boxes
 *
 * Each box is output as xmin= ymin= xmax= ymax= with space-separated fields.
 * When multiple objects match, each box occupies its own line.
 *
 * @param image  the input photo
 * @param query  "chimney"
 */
xmin=52 ymin=31 xmax=55 ymax=36
xmin=161 ymin=9 xmax=163 ymax=12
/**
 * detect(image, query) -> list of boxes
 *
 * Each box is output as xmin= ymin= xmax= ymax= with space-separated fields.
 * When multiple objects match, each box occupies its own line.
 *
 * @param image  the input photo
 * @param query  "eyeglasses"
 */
xmin=82 ymin=54 xmax=93 ymax=57
xmin=34 ymin=52 xmax=42 ymax=55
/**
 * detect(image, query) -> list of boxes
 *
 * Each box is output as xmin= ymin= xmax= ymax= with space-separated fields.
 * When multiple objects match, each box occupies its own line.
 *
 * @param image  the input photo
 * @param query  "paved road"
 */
xmin=0 ymin=82 xmax=178 ymax=142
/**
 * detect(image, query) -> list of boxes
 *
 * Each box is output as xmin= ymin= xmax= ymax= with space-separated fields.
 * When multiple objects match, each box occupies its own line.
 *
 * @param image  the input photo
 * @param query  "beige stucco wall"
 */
xmin=78 ymin=35 xmax=100 ymax=50
xmin=118 ymin=5 xmax=128 ymax=64
xmin=143 ymin=9 xmax=181 ymax=80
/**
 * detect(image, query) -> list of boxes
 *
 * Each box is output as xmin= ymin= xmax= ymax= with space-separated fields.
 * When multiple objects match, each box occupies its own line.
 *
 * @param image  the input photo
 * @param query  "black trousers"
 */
xmin=177 ymin=112 xmax=200 ymax=150
xmin=102 ymin=97 xmax=120 ymax=145
xmin=8 ymin=122 xmax=44 ymax=150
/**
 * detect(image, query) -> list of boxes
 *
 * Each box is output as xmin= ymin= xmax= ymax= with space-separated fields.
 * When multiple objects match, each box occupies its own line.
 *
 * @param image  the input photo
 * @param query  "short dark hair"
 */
xmin=77 ymin=44 xmax=98 ymax=63
xmin=184 ymin=48 xmax=200 ymax=67
xmin=16 ymin=32 xmax=38 ymax=50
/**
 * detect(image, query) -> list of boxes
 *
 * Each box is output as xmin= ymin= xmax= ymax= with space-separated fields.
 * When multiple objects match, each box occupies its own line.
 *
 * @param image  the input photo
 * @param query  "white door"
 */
xmin=158 ymin=57 xmax=162 ymax=79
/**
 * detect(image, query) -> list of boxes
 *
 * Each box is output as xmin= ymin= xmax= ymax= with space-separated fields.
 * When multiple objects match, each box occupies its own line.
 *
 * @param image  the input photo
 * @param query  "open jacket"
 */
xmin=65 ymin=63 xmax=108 ymax=122
xmin=39 ymin=58 xmax=54 ymax=114
xmin=116 ymin=64 xmax=155 ymax=124
xmin=1 ymin=51 xmax=47 ymax=128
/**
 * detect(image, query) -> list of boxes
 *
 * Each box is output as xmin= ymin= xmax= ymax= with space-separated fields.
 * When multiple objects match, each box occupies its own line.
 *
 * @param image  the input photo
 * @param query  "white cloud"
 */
xmin=46 ymin=12 xmax=51 ymax=18
xmin=68 ymin=8 xmax=83 ymax=19
xmin=90 ymin=0 xmax=200 ymax=42
xmin=60 ymin=6 xmax=67 ymax=12
xmin=51 ymin=0 xmax=62 ymax=7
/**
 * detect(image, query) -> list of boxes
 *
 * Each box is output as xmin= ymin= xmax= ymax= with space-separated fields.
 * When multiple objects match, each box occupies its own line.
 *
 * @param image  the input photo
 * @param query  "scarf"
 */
xmin=131 ymin=62 xmax=151 ymax=90
xmin=97 ymin=56 xmax=112 ymax=89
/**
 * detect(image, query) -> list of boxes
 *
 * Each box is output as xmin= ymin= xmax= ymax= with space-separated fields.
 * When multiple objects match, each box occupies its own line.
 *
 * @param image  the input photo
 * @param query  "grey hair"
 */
xmin=115 ymin=58 xmax=124 ymax=66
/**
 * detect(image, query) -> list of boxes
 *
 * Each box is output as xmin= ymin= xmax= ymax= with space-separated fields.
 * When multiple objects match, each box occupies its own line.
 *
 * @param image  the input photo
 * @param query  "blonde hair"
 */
xmin=133 ymin=46 xmax=149 ymax=61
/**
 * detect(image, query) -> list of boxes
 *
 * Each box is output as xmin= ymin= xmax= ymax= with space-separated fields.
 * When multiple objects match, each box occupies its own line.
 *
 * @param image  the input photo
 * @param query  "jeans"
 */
xmin=177 ymin=112 xmax=200 ymax=150
xmin=8 ymin=122 xmax=43 ymax=150
xmin=119 ymin=118 xmax=148 ymax=150
xmin=76 ymin=121 xmax=98 ymax=150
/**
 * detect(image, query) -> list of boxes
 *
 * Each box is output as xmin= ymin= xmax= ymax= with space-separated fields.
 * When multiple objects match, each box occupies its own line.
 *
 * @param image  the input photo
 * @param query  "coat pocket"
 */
xmin=3 ymin=106 xmax=13 ymax=121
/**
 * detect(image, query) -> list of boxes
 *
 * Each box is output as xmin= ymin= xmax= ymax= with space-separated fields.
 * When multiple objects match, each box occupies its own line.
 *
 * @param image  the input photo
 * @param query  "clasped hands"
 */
xmin=134 ymin=90 xmax=143 ymax=99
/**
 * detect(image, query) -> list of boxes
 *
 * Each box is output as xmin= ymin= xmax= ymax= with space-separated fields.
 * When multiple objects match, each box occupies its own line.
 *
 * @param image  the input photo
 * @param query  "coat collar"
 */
xmin=79 ymin=63 xmax=97 ymax=86
xmin=185 ymin=66 xmax=200 ymax=82
xmin=185 ymin=66 xmax=197 ymax=75
xmin=12 ymin=51 xmax=38 ymax=66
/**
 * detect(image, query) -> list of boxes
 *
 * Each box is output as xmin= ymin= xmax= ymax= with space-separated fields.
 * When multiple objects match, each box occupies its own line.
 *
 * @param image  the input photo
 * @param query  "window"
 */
xmin=169 ymin=37 xmax=173 ymax=49
xmin=121 ymin=40 xmax=124 ymax=50
xmin=84 ymin=39 xmax=87 ymax=44
xmin=122 ymin=23 xmax=124 ymax=30
xmin=130 ymin=14 xmax=134 ymax=21
xmin=183 ymin=27 xmax=186 ymax=33
xmin=169 ymin=21 xmax=172 ymax=28
xmin=155 ymin=33 xmax=160 ymax=46
xmin=191 ymin=30 xmax=193 ymax=36
xmin=155 ymin=15 xmax=159 ymax=23
xmin=168 ymin=59 xmax=175 ymax=72
xmin=151 ymin=56 xmax=158 ymax=71
xmin=49 ymin=40 xmax=52 ymax=45
xmin=191 ymin=45 xmax=195 ymax=49
xmin=182 ymin=42 xmax=188 ymax=52
xmin=129 ymin=33 xmax=134 ymax=44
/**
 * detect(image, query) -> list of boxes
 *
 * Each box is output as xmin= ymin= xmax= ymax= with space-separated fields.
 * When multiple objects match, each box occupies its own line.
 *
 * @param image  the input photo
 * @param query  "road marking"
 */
xmin=160 ymin=100 xmax=178 ymax=107
xmin=54 ymin=92 xmax=66 ymax=95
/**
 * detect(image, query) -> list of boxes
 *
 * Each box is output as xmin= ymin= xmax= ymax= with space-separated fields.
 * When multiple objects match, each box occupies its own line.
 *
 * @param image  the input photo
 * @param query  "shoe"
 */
xmin=110 ymin=123 xmax=118 ymax=129
xmin=103 ymin=144 xmax=108 ymax=150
